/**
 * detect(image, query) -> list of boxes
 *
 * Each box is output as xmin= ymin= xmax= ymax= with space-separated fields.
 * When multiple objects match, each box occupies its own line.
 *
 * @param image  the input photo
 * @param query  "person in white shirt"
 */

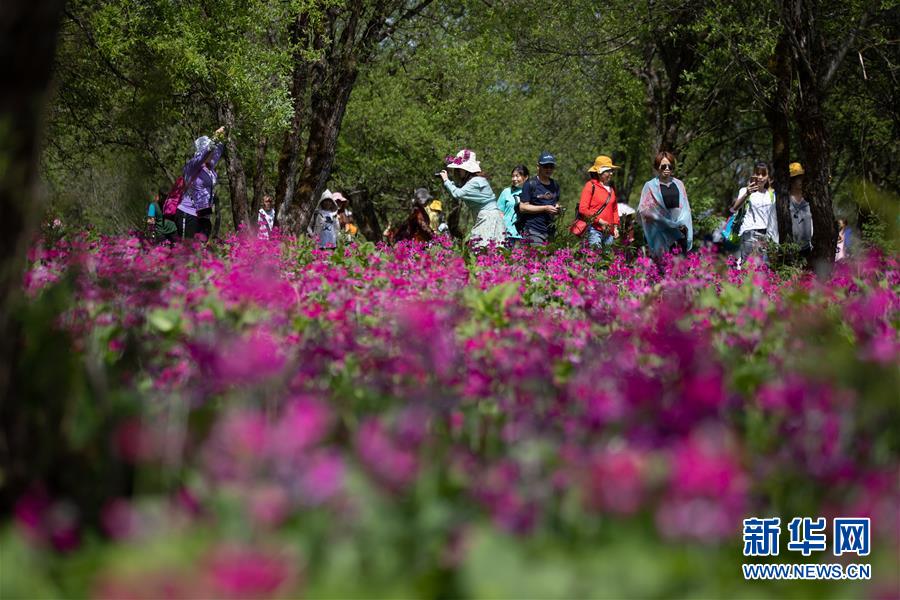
xmin=731 ymin=161 xmax=778 ymax=264
xmin=257 ymin=194 xmax=276 ymax=240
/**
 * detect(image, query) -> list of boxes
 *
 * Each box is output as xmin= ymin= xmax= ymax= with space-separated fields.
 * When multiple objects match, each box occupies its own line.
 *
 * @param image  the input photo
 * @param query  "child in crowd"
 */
xmin=257 ymin=195 xmax=276 ymax=240
xmin=311 ymin=190 xmax=339 ymax=250
xmin=147 ymin=189 xmax=177 ymax=243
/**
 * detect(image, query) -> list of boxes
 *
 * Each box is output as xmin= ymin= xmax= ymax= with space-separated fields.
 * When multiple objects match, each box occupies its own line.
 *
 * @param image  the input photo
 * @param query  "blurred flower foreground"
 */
xmin=3 ymin=233 xmax=898 ymax=599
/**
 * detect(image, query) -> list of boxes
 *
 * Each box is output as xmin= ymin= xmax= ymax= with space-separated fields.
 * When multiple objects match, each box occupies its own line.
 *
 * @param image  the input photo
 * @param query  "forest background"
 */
xmin=41 ymin=0 xmax=898 ymax=256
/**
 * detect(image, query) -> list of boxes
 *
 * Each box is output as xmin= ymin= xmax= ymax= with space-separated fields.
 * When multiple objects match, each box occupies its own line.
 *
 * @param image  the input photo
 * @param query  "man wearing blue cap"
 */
xmin=518 ymin=152 xmax=561 ymax=244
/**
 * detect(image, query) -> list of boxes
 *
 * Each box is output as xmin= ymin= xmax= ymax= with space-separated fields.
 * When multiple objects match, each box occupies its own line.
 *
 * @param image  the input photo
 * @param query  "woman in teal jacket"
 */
xmin=496 ymin=165 xmax=528 ymax=245
xmin=439 ymin=149 xmax=506 ymax=248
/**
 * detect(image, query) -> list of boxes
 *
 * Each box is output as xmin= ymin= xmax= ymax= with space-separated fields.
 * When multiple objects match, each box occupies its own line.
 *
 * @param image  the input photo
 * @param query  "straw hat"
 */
xmin=588 ymin=155 xmax=620 ymax=175
xmin=445 ymin=149 xmax=482 ymax=173
xmin=789 ymin=162 xmax=805 ymax=178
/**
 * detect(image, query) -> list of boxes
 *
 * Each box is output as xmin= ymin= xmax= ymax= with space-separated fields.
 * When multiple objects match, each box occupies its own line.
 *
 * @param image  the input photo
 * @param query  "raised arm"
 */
xmin=731 ymin=186 xmax=752 ymax=212
xmin=442 ymin=178 xmax=470 ymax=200
xmin=183 ymin=127 xmax=226 ymax=180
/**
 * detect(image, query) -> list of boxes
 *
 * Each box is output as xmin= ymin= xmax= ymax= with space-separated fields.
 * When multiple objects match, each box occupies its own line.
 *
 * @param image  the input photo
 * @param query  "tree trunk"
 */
xmin=788 ymin=0 xmax=838 ymax=274
xmin=282 ymin=65 xmax=359 ymax=235
xmin=274 ymin=12 xmax=312 ymax=219
xmin=275 ymin=2 xmax=434 ymax=235
xmin=351 ymin=187 xmax=382 ymax=243
xmin=769 ymin=27 xmax=793 ymax=246
xmin=0 ymin=0 xmax=65 ymax=508
xmin=796 ymin=96 xmax=836 ymax=274
xmin=620 ymin=158 xmax=638 ymax=205
xmin=251 ymin=135 xmax=267 ymax=217
xmin=0 ymin=0 xmax=64 ymax=395
xmin=638 ymin=8 xmax=699 ymax=154
xmin=219 ymin=101 xmax=251 ymax=232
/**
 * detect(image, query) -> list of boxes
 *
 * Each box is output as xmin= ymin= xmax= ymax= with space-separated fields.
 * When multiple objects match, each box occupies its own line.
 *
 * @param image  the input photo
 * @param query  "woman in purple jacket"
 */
xmin=177 ymin=126 xmax=225 ymax=240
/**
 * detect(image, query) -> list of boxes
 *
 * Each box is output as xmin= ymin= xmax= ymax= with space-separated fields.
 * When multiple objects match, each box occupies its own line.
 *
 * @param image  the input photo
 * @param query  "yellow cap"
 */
xmin=789 ymin=162 xmax=805 ymax=177
xmin=428 ymin=200 xmax=443 ymax=212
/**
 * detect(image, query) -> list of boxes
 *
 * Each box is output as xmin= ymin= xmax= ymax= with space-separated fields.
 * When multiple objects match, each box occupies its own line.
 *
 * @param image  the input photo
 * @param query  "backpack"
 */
xmin=720 ymin=205 xmax=746 ymax=251
xmin=163 ymin=176 xmax=186 ymax=217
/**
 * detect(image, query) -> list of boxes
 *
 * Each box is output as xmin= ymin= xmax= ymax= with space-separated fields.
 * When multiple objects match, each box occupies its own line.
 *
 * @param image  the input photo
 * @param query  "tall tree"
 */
xmin=768 ymin=27 xmax=794 ymax=248
xmin=782 ymin=0 xmax=876 ymax=270
xmin=275 ymin=0 xmax=436 ymax=236
xmin=0 ymin=0 xmax=65 ymax=502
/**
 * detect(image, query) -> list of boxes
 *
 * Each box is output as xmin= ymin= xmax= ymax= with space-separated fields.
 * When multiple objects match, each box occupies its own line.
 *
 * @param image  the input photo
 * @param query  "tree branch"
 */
xmin=821 ymin=6 xmax=873 ymax=90
xmin=63 ymin=8 xmax=138 ymax=88
xmin=377 ymin=0 xmax=436 ymax=42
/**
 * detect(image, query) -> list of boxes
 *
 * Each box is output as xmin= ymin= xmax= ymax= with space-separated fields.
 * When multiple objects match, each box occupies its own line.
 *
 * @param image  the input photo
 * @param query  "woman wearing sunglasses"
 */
xmin=638 ymin=151 xmax=693 ymax=259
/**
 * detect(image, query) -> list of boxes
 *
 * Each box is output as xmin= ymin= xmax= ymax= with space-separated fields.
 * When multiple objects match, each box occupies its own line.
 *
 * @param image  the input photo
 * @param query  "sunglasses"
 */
xmin=540 ymin=164 xmax=556 ymax=169
xmin=659 ymin=163 xmax=673 ymax=171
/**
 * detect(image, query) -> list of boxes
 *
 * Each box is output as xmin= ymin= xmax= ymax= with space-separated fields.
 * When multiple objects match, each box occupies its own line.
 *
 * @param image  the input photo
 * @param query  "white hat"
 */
xmin=320 ymin=189 xmax=334 ymax=202
xmin=194 ymin=136 xmax=213 ymax=154
xmin=446 ymin=149 xmax=482 ymax=174
xmin=617 ymin=202 xmax=636 ymax=216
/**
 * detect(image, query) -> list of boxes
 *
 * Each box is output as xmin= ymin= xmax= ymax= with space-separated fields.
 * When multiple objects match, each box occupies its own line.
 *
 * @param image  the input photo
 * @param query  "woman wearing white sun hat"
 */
xmin=439 ymin=149 xmax=506 ymax=248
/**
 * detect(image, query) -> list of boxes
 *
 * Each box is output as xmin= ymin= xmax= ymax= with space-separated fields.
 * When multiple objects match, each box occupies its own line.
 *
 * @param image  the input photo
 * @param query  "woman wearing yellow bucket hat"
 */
xmin=788 ymin=162 xmax=813 ymax=256
xmin=638 ymin=150 xmax=693 ymax=259
xmin=572 ymin=156 xmax=620 ymax=247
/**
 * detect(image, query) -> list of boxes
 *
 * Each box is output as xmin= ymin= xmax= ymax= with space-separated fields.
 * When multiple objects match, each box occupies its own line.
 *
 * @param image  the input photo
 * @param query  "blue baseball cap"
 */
xmin=537 ymin=152 xmax=556 ymax=166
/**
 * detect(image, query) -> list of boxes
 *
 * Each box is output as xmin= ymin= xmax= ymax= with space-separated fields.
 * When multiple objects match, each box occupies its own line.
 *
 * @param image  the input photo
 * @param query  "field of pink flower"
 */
xmin=4 ymin=233 xmax=899 ymax=599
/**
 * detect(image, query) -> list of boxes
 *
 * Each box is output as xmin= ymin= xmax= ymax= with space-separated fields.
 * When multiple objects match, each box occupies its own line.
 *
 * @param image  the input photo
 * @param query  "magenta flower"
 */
xmin=205 ymin=544 xmax=295 ymax=598
xmin=101 ymin=499 xmax=143 ymax=541
xmin=14 ymin=487 xmax=81 ymax=552
xmin=214 ymin=330 xmax=286 ymax=386
xmin=586 ymin=447 xmax=647 ymax=515
xmin=267 ymin=396 xmax=332 ymax=462
xmin=298 ymin=452 xmax=345 ymax=504
xmin=356 ymin=419 xmax=418 ymax=491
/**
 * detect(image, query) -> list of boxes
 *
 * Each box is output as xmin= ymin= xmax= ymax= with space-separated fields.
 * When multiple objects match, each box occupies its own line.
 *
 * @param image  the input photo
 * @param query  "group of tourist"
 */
xmin=388 ymin=147 xmax=693 ymax=260
xmin=725 ymin=160 xmax=851 ymax=263
xmin=148 ymin=130 xmax=848 ymax=264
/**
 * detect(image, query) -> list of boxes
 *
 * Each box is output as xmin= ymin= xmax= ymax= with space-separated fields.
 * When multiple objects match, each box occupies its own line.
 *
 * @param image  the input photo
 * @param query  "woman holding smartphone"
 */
xmin=731 ymin=161 xmax=779 ymax=264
